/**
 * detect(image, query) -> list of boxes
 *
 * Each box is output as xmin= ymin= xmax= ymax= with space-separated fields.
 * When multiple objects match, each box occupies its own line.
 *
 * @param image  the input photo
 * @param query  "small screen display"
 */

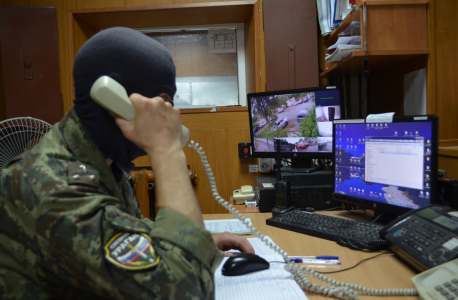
xmin=416 ymin=208 xmax=458 ymax=232
xmin=249 ymin=88 xmax=341 ymax=154
xmin=334 ymin=121 xmax=433 ymax=210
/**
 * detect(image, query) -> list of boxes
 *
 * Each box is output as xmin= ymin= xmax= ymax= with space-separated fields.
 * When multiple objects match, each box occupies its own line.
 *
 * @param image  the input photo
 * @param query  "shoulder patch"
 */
xmin=68 ymin=162 xmax=100 ymax=188
xmin=104 ymin=232 xmax=160 ymax=270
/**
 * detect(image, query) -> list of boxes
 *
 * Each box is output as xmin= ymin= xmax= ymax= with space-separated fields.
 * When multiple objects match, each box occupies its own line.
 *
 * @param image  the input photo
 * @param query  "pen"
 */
xmin=288 ymin=258 xmax=341 ymax=265
xmin=290 ymin=256 xmax=339 ymax=260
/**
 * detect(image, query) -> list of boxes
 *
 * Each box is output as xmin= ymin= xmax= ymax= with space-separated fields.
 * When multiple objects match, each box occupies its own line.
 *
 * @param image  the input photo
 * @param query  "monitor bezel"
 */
xmin=332 ymin=115 xmax=439 ymax=217
xmin=247 ymin=86 xmax=345 ymax=159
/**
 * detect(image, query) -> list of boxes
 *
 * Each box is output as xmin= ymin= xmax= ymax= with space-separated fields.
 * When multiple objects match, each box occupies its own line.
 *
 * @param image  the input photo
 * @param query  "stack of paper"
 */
xmin=215 ymin=237 xmax=308 ymax=300
xmin=326 ymin=35 xmax=361 ymax=62
xmin=204 ymin=219 xmax=254 ymax=235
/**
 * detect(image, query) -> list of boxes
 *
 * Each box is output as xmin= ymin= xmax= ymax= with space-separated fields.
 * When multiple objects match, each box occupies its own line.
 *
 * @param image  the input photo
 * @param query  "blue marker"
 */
xmin=288 ymin=257 xmax=341 ymax=265
xmin=291 ymin=256 xmax=339 ymax=260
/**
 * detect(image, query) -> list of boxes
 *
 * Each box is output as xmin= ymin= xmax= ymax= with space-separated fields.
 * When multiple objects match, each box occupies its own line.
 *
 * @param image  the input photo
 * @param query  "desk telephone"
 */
xmin=91 ymin=75 xmax=430 ymax=299
xmin=380 ymin=205 xmax=458 ymax=273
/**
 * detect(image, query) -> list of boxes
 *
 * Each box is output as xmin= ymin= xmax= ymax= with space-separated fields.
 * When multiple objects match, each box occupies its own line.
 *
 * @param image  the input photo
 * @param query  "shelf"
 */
xmin=439 ymin=146 xmax=458 ymax=158
xmin=320 ymin=49 xmax=428 ymax=78
xmin=356 ymin=0 xmax=428 ymax=8
xmin=321 ymin=0 xmax=428 ymax=79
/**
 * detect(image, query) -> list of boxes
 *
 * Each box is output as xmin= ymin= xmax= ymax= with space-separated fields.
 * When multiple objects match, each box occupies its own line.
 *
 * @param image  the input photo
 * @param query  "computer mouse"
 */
xmin=221 ymin=253 xmax=270 ymax=276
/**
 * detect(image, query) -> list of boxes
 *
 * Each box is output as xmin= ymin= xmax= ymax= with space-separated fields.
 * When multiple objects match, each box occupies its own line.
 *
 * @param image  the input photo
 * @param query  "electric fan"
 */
xmin=0 ymin=117 xmax=53 ymax=177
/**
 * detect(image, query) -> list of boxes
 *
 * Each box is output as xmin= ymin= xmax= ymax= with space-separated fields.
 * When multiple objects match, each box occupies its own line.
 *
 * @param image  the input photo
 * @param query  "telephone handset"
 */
xmin=411 ymin=258 xmax=458 ymax=300
xmin=90 ymin=76 xmax=418 ymax=299
xmin=90 ymin=76 xmax=190 ymax=147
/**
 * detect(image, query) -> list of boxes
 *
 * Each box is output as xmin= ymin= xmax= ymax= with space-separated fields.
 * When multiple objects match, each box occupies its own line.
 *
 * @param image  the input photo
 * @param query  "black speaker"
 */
xmin=238 ymin=142 xmax=252 ymax=158
xmin=437 ymin=177 xmax=458 ymax=209
xmin=275 ymin=179 xmax=291 ymax=208
xmin=256 ymin=176 xmax=276 ymax=212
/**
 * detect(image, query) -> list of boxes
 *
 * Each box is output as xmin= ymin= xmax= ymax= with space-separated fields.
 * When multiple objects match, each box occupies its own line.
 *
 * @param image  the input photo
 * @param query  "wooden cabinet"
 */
xmin=321 ymin=0 xmax=428 ymax=79
xmin=319 ymin=0 xmax=458 ymax=178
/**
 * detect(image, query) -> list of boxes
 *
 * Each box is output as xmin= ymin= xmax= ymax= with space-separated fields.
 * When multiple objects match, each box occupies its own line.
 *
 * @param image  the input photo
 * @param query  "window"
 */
xmin=139 ymin=24 xmax=246 ymax=108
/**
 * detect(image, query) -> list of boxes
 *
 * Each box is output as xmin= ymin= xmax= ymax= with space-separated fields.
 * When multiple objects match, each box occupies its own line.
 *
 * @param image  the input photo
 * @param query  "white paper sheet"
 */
xmin=404 ymin=68 xmax=427 ymax=115
xmin=366 ymin=112 xmax=395 ymax=123
xmin=204 ymin=219 xmax=254 ymax=235
xmin=215 ymin=237 xmax=308 ymax=300
xmin=325 ymin=45 xmax=361 ymax=62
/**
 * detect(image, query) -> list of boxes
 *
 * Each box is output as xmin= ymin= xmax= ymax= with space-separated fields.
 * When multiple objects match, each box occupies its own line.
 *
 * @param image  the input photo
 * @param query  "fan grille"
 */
xmin=0 ymin=117 xmax=53 ymax=177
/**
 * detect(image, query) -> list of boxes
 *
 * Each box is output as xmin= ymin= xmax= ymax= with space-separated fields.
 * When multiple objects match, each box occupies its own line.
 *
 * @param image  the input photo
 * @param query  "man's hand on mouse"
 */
xmin=212 ymin=232 xmax=255 ymax=257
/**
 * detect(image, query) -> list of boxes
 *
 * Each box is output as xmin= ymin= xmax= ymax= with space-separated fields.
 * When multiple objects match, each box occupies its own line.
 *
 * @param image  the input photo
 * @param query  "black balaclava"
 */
xmin=73 ymin=27 xmax=176 ymax=177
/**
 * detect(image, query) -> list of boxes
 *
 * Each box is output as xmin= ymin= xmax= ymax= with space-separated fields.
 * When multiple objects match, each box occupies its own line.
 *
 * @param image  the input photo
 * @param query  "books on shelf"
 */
xmin=316 ymin=0 xmax=354 ymax=37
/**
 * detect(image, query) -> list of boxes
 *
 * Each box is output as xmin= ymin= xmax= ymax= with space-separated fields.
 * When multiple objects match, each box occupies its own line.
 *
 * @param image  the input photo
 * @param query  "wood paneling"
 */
xmin=181 ymin=109 xmax=250 ymax=130
xmin=434 ymin=0 xmax=458 ymax=142
xmin=0 ymin=0 xmax=28 ymax=4
xmin=439 ymin=155 xmax=458 ymax=180
xmin=365 ymin=5 xmax=427 ymax=51
xmin=126 ymin=0 xmax=171 ymax=6
xmin=226 ymin=128 xmax=258 ymax=189
xmin=76 ymin=0 xmax=124 ymax=9
xmin=183 ymin=129 xmax=229 ymax=214
xmin=69 ymin=3 xmax=255 ymax=30
xmin=26 ymin=0 xmax=77 ymax=114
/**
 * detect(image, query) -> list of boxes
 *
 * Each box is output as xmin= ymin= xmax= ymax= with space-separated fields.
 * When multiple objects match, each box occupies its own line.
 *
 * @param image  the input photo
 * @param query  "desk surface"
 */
xmin=204 ymin=211 xmax=418 ymax=300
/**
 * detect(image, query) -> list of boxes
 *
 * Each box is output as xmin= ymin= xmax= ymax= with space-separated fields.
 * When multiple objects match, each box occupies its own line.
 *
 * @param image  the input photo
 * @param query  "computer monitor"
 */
xmin=247 ymin=86 xmax=344 ymax=169
xmin=332 ymin=115 xmax=438 ymax=222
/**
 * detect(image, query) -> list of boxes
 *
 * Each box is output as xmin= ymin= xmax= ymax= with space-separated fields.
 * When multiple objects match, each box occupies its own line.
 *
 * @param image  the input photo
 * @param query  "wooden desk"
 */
xmin=204 ymin=211 xmax=418 ymax=300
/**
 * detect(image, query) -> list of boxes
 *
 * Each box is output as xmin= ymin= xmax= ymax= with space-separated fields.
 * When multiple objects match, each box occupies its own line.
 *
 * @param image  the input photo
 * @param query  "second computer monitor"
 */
xmin=332 ymin=115 xmax=438 ymax=217
xmin=247 ymin=86 xmax=344 ymax=161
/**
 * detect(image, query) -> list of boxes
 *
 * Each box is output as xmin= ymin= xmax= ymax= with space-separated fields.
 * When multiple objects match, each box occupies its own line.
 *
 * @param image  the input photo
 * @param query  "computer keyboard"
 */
xmin=266 ymin=210 xmax=384 ymax=243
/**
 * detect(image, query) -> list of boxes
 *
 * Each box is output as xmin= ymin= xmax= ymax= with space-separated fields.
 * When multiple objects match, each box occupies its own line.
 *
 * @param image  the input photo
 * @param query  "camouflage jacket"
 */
xmin=0 ymin=108 xmax=223 ymax=299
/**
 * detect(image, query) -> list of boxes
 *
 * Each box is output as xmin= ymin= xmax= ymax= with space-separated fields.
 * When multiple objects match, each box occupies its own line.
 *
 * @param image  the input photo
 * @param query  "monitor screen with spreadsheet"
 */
xmin=332 ymin=115 xmax=438 ymax=217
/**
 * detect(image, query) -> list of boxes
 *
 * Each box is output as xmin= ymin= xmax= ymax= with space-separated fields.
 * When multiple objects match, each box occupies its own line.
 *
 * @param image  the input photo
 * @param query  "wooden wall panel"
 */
xmin=0 ymin=0 xmax=28 ymax=4
xmin=183 ymin=129 xmax=229 ymax=214
xmin=366 ymin=5 xmax=427 ymax=51
xmin=181 ymin=109 xmax=250 ymax=130
xmin=76 ymin=0 xmax=124 ymax=9
xmin=225 ymin=128 xmax=258 ymax=191
xmin=28 ymin=0 xmax=77 ymax=114
xmin=126 ymin=0 xmax=171 ymax=6
xmin=439 ymin=155 xmax=458 ymax=180
xmin=434 ymin=0 xmax=458 ymax=142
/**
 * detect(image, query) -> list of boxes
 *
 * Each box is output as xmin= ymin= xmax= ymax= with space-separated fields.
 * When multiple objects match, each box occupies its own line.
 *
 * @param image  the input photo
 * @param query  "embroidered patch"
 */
xmin=104 ymin=232 xmax=160 ymax=270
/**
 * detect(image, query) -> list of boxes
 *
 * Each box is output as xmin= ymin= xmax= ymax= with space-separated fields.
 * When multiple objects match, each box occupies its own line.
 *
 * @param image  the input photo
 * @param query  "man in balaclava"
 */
xmin=0 ymin=27 xmax=252 ymax=299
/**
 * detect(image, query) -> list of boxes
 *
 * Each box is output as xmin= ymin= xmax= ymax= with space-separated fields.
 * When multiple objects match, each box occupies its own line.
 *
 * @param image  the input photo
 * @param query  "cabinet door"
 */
xmin=0 ymin=6 xmax=62 ymax=124
xmin=263 ymin=0 xmax=319 ymax=91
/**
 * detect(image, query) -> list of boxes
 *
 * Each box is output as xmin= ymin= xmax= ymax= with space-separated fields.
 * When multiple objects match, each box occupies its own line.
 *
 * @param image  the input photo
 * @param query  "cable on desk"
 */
xmin=188 ymin=140 xmax=418 ymax=299
xmin=370 ymin=213 xmax=386 ymax=225
xmin=315 ymin=252 xmax=393 ymax=274
xmin=335 ymin=236 xmax=389 ymax=251
xmin=344 ymin=203 xmax=367 ymax=215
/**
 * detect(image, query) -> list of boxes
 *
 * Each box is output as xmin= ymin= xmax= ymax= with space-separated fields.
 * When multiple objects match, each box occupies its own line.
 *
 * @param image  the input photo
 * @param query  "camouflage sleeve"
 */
xmin=37 ymin=184 xmax=224 ymax=299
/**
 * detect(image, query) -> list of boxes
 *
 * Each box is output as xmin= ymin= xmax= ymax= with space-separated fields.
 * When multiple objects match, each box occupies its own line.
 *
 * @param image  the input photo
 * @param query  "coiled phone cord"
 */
xmin=188 ymin=141 xmax=418 ymax=299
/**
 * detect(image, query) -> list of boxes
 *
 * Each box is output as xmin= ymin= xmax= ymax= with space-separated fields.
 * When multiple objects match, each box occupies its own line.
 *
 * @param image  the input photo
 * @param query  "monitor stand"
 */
xmin=280 ymin=158 xmax=324 ymax=174
xmin=348 ymin=208 xmax=399 ymax=227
